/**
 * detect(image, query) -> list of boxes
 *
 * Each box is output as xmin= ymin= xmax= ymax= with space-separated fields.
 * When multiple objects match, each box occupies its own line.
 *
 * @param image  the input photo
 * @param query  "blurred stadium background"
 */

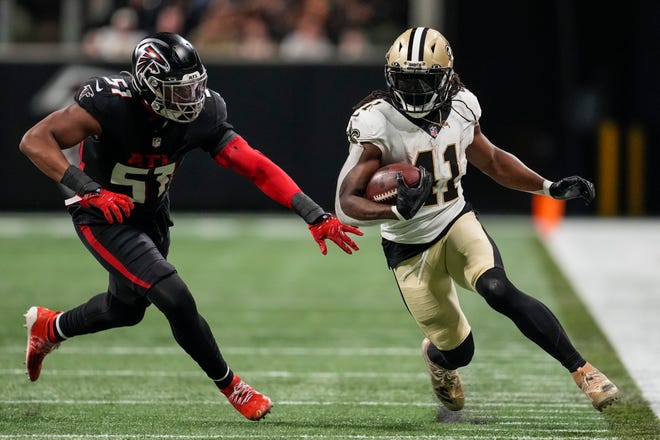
xmin=0 ymin=0 xmax=657 ymax=217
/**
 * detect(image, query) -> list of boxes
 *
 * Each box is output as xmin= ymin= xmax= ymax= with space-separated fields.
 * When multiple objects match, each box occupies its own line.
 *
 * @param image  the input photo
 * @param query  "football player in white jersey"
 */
xmin=335 ymin=27 xmax=619 ymax=413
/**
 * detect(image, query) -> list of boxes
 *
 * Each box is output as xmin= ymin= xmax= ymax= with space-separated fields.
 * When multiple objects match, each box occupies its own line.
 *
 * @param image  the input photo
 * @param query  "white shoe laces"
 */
xmin=29 ymin=336 xmax=59 ymax=355
xmin=582 ymin=371 xmax=606 ymax=390
xmin=440 ymin=369 xmax=457 ymax=384
xmin=429 ymin=364 xmax=457 ymax=387
xmin=228 ymin=381 xmax=255 ymax=405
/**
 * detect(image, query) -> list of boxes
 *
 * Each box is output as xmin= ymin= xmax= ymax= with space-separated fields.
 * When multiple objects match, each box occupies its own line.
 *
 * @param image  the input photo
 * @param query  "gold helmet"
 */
xmin=385 ymin=27 xmax=454 ymax=118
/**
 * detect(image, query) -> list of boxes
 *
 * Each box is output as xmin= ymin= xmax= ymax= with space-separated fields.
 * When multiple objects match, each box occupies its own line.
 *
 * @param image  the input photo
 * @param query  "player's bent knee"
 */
xmin=146 ymin=272 xmax=197 ymax=318
xmin=119 ymin=305 xmax=146 ymax=327
xmin=89 ymin=292 xmax=147 ymax=328
xmin=476 ymin=267 xmax=516 ymax=309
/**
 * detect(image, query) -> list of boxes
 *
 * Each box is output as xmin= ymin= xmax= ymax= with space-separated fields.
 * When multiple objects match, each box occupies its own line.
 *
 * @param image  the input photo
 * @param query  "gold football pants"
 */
xmin=393 ymin=211 xmax=495 ymax=350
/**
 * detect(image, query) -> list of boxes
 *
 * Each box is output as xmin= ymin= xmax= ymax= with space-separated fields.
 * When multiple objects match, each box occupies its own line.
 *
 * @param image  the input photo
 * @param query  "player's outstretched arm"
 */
xmin=288 ymin=193 xmax=362 ymax=255
xmin=214 ymin=135 xmax=363 ymax=254
xmin=466 ymin=124 xmax=595 ymax=204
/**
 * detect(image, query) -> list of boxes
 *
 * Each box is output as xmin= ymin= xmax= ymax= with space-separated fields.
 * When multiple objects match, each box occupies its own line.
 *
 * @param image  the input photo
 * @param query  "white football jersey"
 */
xmin=335 ymin=89 xmax=482 ymax=244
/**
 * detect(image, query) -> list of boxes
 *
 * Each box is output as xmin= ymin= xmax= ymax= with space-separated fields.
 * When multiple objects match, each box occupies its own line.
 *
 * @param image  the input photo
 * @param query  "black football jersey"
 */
xmin=73 ymin=73 xmax=234 ymax=220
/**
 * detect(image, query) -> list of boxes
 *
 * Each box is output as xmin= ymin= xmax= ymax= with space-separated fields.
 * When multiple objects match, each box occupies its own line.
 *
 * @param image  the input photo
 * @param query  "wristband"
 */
xmin=60 ymin=165 xmax=101 ymax=196
xmin=530 ymin=179 xmax=553 ymax=197
xmin=391 ymin=206 xmax=406 ymax=221
xmin=292 ymin=192 xmax=326 ymax=224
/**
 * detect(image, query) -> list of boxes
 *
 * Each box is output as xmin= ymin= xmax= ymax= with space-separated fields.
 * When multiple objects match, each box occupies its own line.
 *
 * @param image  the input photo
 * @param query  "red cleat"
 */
xmin=24 ymin=306 xmax=61 ymax=382
xmin=221 ymin=375 xmax=272 ymax=421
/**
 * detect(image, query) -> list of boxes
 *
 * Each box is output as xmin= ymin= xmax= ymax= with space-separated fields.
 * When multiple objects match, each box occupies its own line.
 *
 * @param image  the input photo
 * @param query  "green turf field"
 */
xmin=0 ymin=214 xmax=658 ymax=439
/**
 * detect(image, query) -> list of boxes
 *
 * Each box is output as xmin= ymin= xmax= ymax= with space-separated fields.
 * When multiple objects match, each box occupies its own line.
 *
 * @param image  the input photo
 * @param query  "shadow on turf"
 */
xmin=435 ymin=406 xmax=489 ymax=425
xmin=266 ymin=417 xmax=434 ymax=433
xmin=264 ymin=407 xmax=491 ymax=432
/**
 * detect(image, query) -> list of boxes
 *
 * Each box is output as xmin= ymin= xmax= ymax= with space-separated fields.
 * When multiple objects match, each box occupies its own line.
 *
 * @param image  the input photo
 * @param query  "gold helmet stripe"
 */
xmin=408 ymin=27 xmax=429 ymax=63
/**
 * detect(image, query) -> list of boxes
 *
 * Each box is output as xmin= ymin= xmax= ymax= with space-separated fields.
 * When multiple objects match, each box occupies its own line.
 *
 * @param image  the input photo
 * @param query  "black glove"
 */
xmin=549 ymin=176 xmax=595 ymax=205
xmin=395 ymin=166 xmax=433 ymax=220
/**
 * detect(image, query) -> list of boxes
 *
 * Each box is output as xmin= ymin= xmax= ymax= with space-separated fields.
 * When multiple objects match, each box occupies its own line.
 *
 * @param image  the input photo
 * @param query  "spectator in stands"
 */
xmin=243 ymin=0 xmax=295 ymax=42
xmin=82 ymin=6 xmax=147 ymax=61
xmin=189 ymin=1 xmax=242 ymax=57
xmin=153 ymin=4 xmax=186 ymax=35
xmin=79 ymin=0 xmax=405 ymax=60
xmin=235 ymin=12 xmax=278 ymax=60
xmin=279 ymin=0 xmax=334 ymax=60
xmin=337 ymin=27 xmax=373 ymax=60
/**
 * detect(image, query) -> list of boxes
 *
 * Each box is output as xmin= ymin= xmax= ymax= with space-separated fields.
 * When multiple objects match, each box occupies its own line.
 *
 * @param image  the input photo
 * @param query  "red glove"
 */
xmin=308 ymin=213 xmax=363 ymax=255
xmin=79 ymin=189 xmax=134 ymax=224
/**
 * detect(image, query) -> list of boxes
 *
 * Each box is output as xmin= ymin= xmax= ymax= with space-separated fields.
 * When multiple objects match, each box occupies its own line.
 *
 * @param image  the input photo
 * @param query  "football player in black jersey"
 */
xmin=335 ymin=28 xmax=619 ymax=414
xmin=19 ymin=32 xmax=362 ymax=421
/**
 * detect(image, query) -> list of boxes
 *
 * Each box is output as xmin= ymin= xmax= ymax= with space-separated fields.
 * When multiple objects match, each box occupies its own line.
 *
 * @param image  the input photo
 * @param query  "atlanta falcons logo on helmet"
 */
xmin=134 ymin=42 xmax=171 ymax=86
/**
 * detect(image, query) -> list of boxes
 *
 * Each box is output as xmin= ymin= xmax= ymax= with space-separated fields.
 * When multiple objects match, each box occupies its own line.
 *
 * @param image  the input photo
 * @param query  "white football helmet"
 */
xmin=385 ymin=27 xmax=454 ymax=118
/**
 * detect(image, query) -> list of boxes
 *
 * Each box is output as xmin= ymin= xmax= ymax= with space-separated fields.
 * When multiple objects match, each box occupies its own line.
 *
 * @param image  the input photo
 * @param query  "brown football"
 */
xmin=365 ymin=163 xmax=421 ymax=204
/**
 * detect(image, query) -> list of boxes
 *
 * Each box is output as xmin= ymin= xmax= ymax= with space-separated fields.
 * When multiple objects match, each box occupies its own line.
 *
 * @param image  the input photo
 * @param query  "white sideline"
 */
xmin=542 ymin=218 xmax=660 ymax=418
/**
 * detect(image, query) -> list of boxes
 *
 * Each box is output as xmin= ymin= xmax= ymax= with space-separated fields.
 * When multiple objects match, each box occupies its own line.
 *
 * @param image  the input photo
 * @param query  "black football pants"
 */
xmin=58 ymin=217 xmax=232 ymax=384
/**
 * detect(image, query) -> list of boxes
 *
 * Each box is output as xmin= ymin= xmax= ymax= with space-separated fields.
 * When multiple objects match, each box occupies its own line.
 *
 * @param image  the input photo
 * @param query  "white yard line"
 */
xmin=0 ymin=345 xmax=535 ymax=356
xmin=0 ymin=435 xmax=614 ymax=440
xmin=0 ymin=368 xmax=429 ymax=379
xmin=542 ymin=218 xmax=660 ymax=418
xmin=0 ymin=399 xmax=588 ymax=409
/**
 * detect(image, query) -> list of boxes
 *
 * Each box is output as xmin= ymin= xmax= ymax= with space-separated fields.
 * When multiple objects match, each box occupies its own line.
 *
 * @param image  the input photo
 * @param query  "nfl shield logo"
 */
xmin=429 ymin=125 xmax=439 ymax=137
xmin=152 ymin=137 xmax=162 ymax=148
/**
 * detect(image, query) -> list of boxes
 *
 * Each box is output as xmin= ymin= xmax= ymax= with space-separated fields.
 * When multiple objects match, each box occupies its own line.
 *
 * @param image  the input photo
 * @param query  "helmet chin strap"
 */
xmin=153 ymin=100 xmax=202 ymax=123
xmin=395 ymin=97 xmax=434 ymax=119
xmin=138 ymin=99 xmax=162 ymax=120
xmin=391 ymin=89 xmax=440 ymax=119
xmin=406 ymin=110 xmax=432 ymax=119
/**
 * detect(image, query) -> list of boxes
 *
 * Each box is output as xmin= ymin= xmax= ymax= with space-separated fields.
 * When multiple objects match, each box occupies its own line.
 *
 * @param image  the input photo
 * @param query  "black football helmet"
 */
xmin=131 ymin=32 xmax=207 ymax=123
xmin=385 ymin=27 xmax=454 ymax=118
